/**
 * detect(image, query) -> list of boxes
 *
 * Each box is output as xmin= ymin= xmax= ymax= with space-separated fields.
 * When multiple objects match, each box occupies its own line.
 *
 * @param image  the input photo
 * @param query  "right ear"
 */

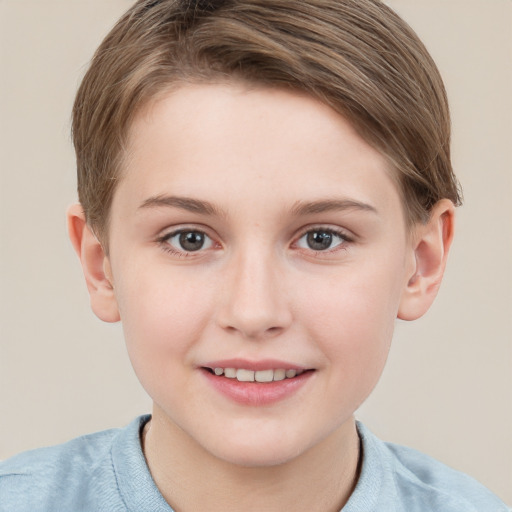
xmin=67 ymin=203 xmax=120 ymax=323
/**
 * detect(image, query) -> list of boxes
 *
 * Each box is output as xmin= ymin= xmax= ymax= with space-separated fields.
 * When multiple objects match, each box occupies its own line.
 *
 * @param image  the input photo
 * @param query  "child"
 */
xmin=0 ymin=0 xmax=509 ymax=510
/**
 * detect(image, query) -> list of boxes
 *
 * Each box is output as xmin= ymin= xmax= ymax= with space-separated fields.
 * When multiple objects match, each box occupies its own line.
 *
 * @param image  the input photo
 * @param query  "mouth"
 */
xmin=202 ymin=366 xmax=314 ymax=383
xmin=200 ymin=363 xmax=315 ymax=405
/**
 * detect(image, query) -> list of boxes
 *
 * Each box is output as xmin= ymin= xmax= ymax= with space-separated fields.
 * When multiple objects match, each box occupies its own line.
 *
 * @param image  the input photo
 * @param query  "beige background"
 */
xmin=0 ymin=0 xmax=511 ymax=504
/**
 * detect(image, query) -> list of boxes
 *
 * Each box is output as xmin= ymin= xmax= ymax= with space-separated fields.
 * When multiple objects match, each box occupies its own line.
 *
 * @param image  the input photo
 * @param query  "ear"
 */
xmin=398 ymin=199 xmax=455 ymax=321
xmin=67 ymin=203 xmax=120 ymax=323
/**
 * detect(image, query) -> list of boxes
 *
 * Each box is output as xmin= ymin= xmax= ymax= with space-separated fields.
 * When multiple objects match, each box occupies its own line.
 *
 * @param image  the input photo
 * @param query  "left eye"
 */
xmin=296 ymin=229 xmax=346 ymax=251
xmin=164 ymin=230 xmax=214 ymax=252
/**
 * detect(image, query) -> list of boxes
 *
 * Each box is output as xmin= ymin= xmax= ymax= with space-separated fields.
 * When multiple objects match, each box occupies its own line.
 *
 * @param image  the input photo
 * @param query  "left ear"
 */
xmin=398 ymin=199 xmax=455 ymax=321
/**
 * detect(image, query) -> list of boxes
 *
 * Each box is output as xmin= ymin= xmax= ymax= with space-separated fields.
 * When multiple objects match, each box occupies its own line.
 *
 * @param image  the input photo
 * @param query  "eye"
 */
xmin=162 ymin=229 xmax=214 ymax=253
xmin=296 ymin=229 xmax=347 ymax=251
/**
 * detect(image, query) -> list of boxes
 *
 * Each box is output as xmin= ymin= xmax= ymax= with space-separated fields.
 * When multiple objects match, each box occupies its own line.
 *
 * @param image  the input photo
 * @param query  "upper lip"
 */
xmin=201 ymin=358 xmax=309 ymax=371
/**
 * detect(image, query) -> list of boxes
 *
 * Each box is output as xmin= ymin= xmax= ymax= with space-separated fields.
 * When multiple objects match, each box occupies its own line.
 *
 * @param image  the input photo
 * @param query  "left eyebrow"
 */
xmin=290 ymin=199 xmax=378 ymax=216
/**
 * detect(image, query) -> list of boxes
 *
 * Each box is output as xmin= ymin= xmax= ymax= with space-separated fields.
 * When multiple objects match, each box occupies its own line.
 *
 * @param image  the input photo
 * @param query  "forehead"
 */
xmin=116 ymin=83 xmax=404 ymax=225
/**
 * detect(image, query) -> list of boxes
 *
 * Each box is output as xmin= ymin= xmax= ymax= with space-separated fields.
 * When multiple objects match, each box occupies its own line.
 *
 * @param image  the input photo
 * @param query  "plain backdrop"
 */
xmin=0 ymin=0 xmax=511 ymax=504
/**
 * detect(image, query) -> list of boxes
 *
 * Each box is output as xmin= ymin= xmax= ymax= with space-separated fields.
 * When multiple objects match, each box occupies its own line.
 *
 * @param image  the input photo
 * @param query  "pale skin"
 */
xmin=68 ymin=83 xmax=454 ymax=512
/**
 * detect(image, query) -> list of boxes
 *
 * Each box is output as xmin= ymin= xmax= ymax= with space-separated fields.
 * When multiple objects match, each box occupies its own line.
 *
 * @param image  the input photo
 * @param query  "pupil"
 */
xmin=179 ymin=231 xmax=204 ymax=251
xmin=307 ymin=231 xmax=332 ymax=251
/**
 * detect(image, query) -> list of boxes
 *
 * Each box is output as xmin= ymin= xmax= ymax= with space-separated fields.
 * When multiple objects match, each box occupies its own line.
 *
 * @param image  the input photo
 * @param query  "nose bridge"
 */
xmin=218 ymin=241 xmax=291 ymax=339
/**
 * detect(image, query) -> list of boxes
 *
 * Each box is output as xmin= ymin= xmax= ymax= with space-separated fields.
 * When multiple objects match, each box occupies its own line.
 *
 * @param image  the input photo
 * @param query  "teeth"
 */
xmin=210 ymin=367 xmax=305 ymax=382
xmin=236 ymin=369 xmax=255 ymax=382
xmin=224 ymin=368 xmax=237 ymax=378
xmin=273 ymin=369 xmax=286 ymax=381
xmin=255 ymin=369 xmax=274 ymax=383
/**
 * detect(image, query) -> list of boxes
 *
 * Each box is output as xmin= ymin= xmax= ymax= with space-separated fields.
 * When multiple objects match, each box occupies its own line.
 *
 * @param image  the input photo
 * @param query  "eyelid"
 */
xmin=156 ymin=223 xmax=216 ymax=241
xmin=294 ymin=225 xmax=354 ymax=242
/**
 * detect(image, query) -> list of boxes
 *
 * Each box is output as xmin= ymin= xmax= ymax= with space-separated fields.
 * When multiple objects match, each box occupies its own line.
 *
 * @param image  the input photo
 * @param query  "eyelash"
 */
xmin=156 ymin=226 xmax=353 ymax=257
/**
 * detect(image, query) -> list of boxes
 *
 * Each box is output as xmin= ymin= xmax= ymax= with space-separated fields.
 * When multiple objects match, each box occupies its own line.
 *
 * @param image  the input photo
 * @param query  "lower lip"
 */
xmin=201 ymin=369 xmax=314 ymax=406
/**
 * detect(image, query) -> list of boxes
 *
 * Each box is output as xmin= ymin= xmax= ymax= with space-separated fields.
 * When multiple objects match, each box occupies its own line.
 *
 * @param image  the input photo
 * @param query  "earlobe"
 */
xmin=398 ymin=199 xmax=455 ymax=321
xmin=67 ymin=203 xmax=120 ymax=323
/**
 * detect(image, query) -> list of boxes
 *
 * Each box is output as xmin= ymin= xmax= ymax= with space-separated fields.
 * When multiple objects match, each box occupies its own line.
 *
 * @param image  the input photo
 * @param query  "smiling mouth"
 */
xmin=203 ymin=367 xmax=312 ymax=383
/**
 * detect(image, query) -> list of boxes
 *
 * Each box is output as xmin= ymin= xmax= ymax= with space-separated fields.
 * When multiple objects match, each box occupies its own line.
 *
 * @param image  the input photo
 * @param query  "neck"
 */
xmin=142 ymin=407 xmax=361 ymax=512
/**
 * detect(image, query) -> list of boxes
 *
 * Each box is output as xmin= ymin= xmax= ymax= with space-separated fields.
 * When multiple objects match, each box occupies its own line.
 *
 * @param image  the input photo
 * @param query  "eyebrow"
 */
xmin=139 ymin=195 xmax=221 ymax=216
xmin=139 ymin=195 xmax=378 ymax=217
xmin=290 ymin=199 xmax=378 ymax=216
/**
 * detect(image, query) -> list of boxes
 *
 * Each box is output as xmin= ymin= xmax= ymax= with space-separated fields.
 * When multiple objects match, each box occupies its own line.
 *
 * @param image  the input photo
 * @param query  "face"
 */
xmin=106 ymin=83 xmax=415 ymax=466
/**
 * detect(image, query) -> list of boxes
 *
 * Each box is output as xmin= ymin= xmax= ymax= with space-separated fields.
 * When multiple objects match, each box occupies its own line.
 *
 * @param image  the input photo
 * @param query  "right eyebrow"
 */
xmin=138 ymin=195 xmax=221 ymax=216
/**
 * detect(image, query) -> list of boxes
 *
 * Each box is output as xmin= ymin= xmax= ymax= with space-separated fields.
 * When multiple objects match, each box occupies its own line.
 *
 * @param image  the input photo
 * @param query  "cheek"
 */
xmin=299 ymin=259 xmax=402 ymax=335
xmin=296 ymin=255 xmax=406 ymax=385
xmin=113 ymin=263 xmax=215 ymax=378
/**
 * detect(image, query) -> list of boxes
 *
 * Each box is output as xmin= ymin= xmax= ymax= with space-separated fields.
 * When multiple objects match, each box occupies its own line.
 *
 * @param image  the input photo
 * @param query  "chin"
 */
xmin=215 ymin=444 xmax=301 ymax=468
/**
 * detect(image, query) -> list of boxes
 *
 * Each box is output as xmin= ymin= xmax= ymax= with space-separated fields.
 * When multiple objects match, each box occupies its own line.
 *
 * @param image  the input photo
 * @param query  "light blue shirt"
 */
xmin=0 ymin=415 xmax=509 ymax=511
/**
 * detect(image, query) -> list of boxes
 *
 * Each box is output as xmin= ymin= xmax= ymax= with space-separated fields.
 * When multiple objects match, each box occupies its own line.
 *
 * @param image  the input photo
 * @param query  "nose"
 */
xmin=216 ymin=247 xmax=293 ymax=340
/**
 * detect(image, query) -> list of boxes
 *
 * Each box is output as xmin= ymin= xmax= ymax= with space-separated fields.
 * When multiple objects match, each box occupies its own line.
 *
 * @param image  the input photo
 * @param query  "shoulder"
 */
xmin=352 ymin=422 xmax=510 ymax=512
xmin=0 ymin=426 xmax=117 ymax=475
xmin=386 ymin=441 xmax=508 ymax=511
xmin=0 ymin=418 xmax=144 ymax=512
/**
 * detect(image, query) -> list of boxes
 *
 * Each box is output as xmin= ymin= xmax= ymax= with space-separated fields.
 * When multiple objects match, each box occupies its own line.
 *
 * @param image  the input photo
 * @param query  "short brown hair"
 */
xmin=72 ymin=0 xmax=462 ymax=245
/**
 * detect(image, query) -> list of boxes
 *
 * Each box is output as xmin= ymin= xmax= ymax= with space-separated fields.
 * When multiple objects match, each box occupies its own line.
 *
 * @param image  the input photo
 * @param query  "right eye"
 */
xmin=160 ymin=229 xmax=214 ymax=254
